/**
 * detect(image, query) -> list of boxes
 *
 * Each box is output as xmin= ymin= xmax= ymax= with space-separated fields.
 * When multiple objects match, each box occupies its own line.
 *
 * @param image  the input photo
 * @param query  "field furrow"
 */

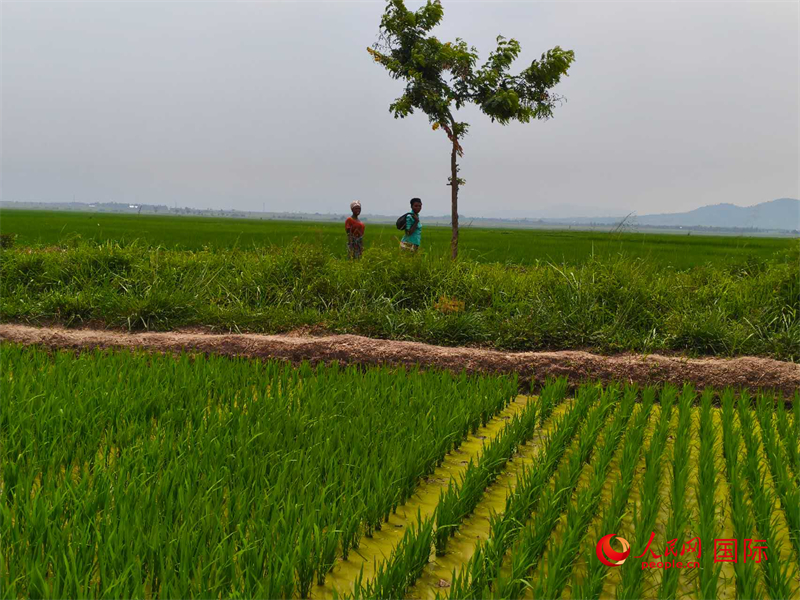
xmin=446 ymin=384 xmax=600 ymax=598
xmin=316 ymin=395 xmax=535 ymax=599
xmin=409 ymin=401 xmax=575 ymax=599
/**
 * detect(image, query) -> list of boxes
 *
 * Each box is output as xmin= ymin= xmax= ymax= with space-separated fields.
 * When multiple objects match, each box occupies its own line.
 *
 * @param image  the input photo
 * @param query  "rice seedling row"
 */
xmin=658 ymin=385 xmax=695 ymax=600
xmin=720 ymin=389 xmax=763 ymax=600
xmin=411 ymin=399 xmax=575 ymax=599
xmin=446 ymin=383 xmax=599 ymax=599
xmin=434 ymin=379 xmax=569 ymax=557
xmin=492 ymin=385 xmax=615 ymax=599
xmin=530 ymin=385 xmax=640 ymax=600
xmin=344 ymin=379 xmax=571 ymax=599
xmin=695 ymin=389 xmax=722 ymax=599
xmin=737 ymin=392 xmax=796 ymax=599
xmin=569 ymin=387 xmax=656 ymax=600
xmin=615 ymin=386 xmax=678 ymax=600
xmin=754 ymin=394 xmax=800 ymax=570
xmin=774 ymin=396 xmax=799 ymax=484
xmin=318 ymin=395 xmax=534 ymax=599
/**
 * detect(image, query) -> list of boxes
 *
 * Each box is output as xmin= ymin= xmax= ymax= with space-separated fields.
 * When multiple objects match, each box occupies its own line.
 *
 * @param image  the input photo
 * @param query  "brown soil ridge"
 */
xmin=1 ymin=324 xmax=797 ymax=396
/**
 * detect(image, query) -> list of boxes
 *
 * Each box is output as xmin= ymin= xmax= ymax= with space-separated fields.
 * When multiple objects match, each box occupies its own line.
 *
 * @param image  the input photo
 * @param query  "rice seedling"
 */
xmin=538 ymin=376 xmax=570 ymax=427
xmin=774 ymin=396 xmax=800 ymax=484
xmin=493 ymin=385 xmax=619 ymax=599
xmin=695 ymin=388 xmax=722 ymax=599
xmin=434 ymin=394 xmax=541 ymax=556
xmin=794 ymin=392 xmax=800 ymax=440
xmin=447 ymin=383 xmax=597 ymax=599
xmin=350 ymin=512 xmax=436 ymax=600
xmin=738 ymin=391 xmax=796 ymax=599
xmin=570 ymin=386 xmax=656 ymax=600
xmin=720 ymin=388 xmax=762 ymax=600
xmin=755 ymin=393 xmax=800 ymax=569
xmin=658 ymin=384 xmax=696 ymax=600
xmin=356 ymin=381 xmax=566 ymax=597
xmin=532 ymin=385 xmax=639 ymax=600
xmin=5 ymin=342 xmax=795 ymax=600
xmin=0 ymin=343 xmax=517 ymax=598
xmin=616 ymin=385 xmax=677 ymax=600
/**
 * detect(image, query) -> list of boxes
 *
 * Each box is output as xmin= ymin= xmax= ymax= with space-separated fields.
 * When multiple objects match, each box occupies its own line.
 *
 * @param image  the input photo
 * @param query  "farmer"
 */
xmin=400 ymin=198 xmax=422 ymax=252
xmin=345 ymin=201 xmax=365 ymax=259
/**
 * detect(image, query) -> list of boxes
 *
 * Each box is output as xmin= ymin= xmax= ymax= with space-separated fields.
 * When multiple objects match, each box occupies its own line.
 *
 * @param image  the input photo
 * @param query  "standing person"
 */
xmin=400 ymin=197 xmax=422 ymax=252
xmin=345 ymin=201 xmax=365 ymax=259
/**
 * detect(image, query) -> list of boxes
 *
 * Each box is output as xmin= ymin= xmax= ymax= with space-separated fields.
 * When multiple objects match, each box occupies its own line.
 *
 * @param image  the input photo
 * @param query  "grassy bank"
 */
xmin=1 ymin=209 xmax=796 ymax=269
xmin=2 ymin=241 xmax=797 ymax=359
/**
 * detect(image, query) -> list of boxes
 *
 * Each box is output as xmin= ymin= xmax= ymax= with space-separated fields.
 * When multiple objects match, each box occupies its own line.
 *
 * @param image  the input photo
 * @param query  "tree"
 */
xmin=368 ymin=0 xmax=575 ymax=259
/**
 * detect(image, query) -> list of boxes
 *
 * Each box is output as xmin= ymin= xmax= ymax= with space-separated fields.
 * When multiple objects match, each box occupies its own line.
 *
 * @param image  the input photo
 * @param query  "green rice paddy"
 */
xmin=2 ymin=344 xmax=797 ymax=599
xmin=1 ymin=209 xmax=795 ymax=269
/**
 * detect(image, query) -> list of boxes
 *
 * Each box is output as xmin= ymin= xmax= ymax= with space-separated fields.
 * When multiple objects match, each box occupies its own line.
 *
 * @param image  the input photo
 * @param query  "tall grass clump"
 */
xmin=1 ymin=241 xmax=797 ymax=359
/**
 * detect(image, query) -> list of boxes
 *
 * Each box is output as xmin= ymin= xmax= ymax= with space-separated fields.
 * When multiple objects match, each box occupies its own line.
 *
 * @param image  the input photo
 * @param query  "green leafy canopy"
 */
xmin=368 ymin=0 xmax=576 ymax=150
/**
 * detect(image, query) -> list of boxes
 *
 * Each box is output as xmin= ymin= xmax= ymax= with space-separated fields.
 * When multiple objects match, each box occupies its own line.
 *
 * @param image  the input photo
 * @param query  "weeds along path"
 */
xmin=1 ymin=324 xmax=798 ymax=395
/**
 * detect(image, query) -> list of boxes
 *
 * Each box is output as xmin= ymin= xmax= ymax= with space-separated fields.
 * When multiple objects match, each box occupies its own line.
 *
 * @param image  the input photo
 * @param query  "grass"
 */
xmin=1 ymin=208 xmax=796 ymax=269
xmin=2 ymin=240 xmax=798 ymax=359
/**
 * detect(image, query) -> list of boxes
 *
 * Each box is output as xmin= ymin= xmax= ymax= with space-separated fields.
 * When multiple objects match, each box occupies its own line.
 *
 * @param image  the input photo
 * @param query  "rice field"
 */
xmin=2 ymin=343 xmax=798 ymax=599
xmin=2 ymin=208 xmax=796 ymax=269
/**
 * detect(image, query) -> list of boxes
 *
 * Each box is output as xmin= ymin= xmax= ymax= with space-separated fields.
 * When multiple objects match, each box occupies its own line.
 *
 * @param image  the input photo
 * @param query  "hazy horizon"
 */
xmin=3 ymin=1 xmax=798 ymax=218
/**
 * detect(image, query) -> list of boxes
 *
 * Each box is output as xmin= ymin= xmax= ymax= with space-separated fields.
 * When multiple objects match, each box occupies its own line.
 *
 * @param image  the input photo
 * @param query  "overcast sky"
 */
xmin=2 ymin=1 xmax=798 ymax=218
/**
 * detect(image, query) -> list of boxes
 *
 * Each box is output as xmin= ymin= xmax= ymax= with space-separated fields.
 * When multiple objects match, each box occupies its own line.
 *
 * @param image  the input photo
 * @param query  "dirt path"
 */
xmin=1 ymin=324 xmax=797 ymax=395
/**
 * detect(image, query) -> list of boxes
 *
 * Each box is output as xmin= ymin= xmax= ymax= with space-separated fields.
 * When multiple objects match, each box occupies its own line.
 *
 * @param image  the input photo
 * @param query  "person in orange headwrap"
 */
xmin=345 ymin=201 xmax=365 ymax=259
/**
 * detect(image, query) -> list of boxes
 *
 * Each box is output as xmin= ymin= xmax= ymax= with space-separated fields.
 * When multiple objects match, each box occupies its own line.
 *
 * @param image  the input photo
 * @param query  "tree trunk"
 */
xmin=450 ymin=137 xmax=459 ymax=260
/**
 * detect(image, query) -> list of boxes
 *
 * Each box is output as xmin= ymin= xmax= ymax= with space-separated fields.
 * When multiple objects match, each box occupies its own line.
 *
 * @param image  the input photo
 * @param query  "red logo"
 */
xmin=596 ymin=534 xmax=631 ymax=567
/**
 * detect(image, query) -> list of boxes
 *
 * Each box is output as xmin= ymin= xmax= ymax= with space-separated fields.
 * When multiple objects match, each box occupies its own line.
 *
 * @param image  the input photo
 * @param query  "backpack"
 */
xmin=395 ymin=213 xmax=409 ymax=230
xmin=395 ymin=212 xmax=414 ymax=230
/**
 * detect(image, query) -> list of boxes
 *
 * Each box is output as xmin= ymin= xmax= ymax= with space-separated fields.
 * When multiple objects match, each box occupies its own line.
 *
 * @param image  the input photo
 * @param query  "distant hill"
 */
xmin=543 ymin=198 xmax=800 ymax=232
xmin=636 ymin=198 xmax=800 ymax=230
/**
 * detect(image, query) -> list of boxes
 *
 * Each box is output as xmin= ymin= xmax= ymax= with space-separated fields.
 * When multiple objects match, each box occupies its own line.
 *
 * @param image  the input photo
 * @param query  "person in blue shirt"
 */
xmin=400 ymin=198 xmax=422 ymax=252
